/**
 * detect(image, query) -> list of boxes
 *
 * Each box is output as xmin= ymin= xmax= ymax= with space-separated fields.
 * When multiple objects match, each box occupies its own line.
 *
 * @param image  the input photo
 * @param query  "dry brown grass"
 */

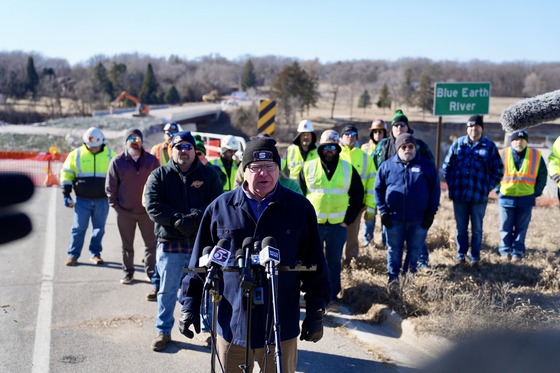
xmin=341 ymin=196 xmax=560 ymax=342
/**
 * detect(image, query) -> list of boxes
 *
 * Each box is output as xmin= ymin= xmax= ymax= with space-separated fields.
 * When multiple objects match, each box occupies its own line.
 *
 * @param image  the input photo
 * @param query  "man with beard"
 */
xmin=495 ymin=130 xmax=547 ymax=262
xmin=106 ymin=129 xmax=160 ymax=285
xmin=443 ymin=115 xmax=504 ymax=266
xmin=299 ymin=130 xmax=363 ymax=310
xmin=144 ymin=130 xmax=223 ymax=351
xmin=285 ymin=119 xmax=318 ymax=179
xmin=374 ymin=134 xmax=440 ymax=284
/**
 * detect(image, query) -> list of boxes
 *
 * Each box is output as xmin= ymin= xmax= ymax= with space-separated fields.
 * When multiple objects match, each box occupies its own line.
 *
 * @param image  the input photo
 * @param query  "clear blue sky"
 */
xmin=2 ymin=0 xmax=559 ymax=66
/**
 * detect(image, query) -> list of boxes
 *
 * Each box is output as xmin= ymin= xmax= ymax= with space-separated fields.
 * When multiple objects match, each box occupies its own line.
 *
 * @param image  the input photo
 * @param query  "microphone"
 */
xmin=239 ymin=237 xmax=254 ymax=289
xmin=203 ymin=239 xmax=231 ymax=291
xmin=251 ymin=240 xmax=262 ymax=266
xmin=500 ymin=89 xmax=560 ymax=132
xmin=259 ymin=236 xmax=281 ymax=267
xmin=198 ymin=246 xmax=213 ymax=267
xmin=235 ymin=249 xmax=245 ymax=269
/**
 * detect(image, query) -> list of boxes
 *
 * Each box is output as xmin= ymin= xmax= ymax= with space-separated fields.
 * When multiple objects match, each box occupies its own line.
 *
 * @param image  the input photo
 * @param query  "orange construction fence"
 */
xmin=0 ymin=149 xmax=67 ymax=187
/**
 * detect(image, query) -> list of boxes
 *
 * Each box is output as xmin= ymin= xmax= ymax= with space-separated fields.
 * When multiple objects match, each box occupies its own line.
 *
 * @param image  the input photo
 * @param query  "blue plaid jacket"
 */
xmin=442 ymin=135 xmax=504 ymax=203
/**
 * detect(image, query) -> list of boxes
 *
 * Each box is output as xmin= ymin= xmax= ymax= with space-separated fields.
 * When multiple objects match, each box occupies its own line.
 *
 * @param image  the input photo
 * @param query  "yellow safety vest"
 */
xmin=340 ymin=146 xmax=377 ymax=212
xmin=210 ymin=158 xmax=239 ymax=191
xmin=60 ymin=144 xmax=114 ymax=184
xmin=150 ymin=142 xmax=170 ymax=166
xmin=500 ymin=147 xmax=541 ymax=196
xmin=304 ymin=158 xmax=350 ymax=224
xmin=285 ymin=144 xmax=318 ymax=180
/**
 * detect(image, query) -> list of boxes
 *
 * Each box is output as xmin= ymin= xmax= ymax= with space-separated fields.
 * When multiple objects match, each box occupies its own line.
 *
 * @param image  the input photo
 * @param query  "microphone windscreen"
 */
xmin=235 ymin=249 xmax=244 ymax=260
xmin=0 ymin=173 xmax=34 ymax=207
xmin=242 ymin=237 xmax=253 ymax=250
xmin=216 ymin=238 xmax=230 ymax=251
xmin=0 ymin=213 xmax=32 ymax=245
xmin=500 ymin=89 xmax=560 ymax=132
xmin=262 ymin=236 xmax=277 ymax=249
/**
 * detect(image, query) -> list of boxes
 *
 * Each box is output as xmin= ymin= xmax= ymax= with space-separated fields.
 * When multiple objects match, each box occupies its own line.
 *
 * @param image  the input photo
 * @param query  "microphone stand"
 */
xmin=239 ymin=255 xmax=256 ymax=373
xmin=264 ymin=260 xmax=282 ymax=373
xmin=204 ymin=269 xmax=222 ymax=373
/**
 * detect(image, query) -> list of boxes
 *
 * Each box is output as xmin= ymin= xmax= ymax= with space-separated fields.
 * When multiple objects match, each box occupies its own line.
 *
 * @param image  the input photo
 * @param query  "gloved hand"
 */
xmin=300 ymin=315 xmax=324 ymax=342
xmin=63 ymin=197 xmax=74 ymax=208
xmin=421 ymin=212 xmax=435 ymax=229
xmin=552 ymin=173 xmax=560 ymax=183
xmin=173 ymin=209 xmax=202 ymax=236
xmin=364 ymin=211 xmax=375 ymax=221
xmin=178 ymin=310 xmax=200 ymax=339
xmin=380 ymin=213 xmax=393 ymax=229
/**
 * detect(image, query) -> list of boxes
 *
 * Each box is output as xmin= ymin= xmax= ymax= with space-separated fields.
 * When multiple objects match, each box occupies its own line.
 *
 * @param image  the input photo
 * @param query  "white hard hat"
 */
xmin=319 ymin=129 xmax=340 ymax=145
xmin=221 ymin=135 xmax=239 ymax=152
xmin=82 ymin=127 xmax=105 ymax=147
xmin=297 ymin=119 xmax=314 ymax=133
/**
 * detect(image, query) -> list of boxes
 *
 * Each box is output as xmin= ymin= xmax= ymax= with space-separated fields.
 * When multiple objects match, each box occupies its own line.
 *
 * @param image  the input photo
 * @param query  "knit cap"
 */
xmin=241 ymin=137 xmax=281 ymax=171
xmin=125 ymin=128 xmax=143 ymax=143
xmin=194 ymin=134 xmax=206 ymax=154
xmin=395 ymin=133 xmax=417 ymax=149
xmin=391 ymin=109 xmax=409 ymax=126
xmin=172 ymin=130 xmax=196 ymax=147
xmin=467 ymin=115 xmax=484 ymax=128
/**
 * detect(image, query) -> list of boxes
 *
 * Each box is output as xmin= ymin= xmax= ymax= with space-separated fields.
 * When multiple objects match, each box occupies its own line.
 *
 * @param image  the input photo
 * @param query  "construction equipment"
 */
xmin=110 ymin=91 xmax=150 ymax=116
xmin=202 ymin=90 xmax=221 ymax=103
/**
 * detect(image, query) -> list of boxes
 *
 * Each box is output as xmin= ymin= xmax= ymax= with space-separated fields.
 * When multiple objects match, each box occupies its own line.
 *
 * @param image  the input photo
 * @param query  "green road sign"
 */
xmin=433 ymin=82 xmax=491 ymax=116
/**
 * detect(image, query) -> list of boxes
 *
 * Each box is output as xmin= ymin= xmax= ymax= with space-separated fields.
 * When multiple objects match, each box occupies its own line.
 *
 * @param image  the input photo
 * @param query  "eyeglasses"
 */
xmin=322 ymin=145 xmax=338 ymax=151
xmin=393 ymin=122 xmax=408 ymax=128
xmin=174 ymin=143 xmax=193 ymax=151
xmin=343 ymin=131 xmax=357 ymax=137
xmin=127 ymin=136 xmax=141 ymax=143
xmin=372 ymin=130 xmax=385 ymax=134
xmin=165 ymin=131 xmax=177 ymax=137
xmin=247 ymin=163 xmax=278 ymax=173
xmin=399 ymin=144 xmax=415 ymax=151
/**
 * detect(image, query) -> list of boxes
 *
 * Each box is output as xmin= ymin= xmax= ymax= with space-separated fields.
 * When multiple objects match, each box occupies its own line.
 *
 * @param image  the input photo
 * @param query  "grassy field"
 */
xmin=342 ymin=195 xmax=560 ymax=342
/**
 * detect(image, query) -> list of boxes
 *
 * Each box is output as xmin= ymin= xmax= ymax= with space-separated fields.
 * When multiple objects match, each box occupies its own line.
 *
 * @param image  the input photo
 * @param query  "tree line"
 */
xmin=1 ymin=51 xmax=559 ymax=124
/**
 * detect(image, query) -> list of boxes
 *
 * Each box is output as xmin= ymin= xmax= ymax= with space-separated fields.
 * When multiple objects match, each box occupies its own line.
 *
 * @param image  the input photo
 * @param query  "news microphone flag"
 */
xmin=259 ymin=237 xmax=280 ymax=266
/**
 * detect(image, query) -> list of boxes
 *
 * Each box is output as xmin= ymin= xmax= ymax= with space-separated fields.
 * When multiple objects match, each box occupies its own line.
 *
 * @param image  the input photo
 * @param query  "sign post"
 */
xmin=433 ymin=82 xmax=491 ymax=167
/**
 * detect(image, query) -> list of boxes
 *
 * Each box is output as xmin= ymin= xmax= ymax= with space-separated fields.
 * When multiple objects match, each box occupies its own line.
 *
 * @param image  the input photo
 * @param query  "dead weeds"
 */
xmin=341 ymin=196 xmax=560 ymax=342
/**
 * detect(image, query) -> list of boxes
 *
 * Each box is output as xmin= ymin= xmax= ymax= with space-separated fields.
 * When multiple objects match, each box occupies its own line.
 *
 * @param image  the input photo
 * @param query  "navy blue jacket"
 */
xmin=375 ymin=153 xmax=440 ymax=222
xmin=180 ymin=183 xmax=331 ymax=348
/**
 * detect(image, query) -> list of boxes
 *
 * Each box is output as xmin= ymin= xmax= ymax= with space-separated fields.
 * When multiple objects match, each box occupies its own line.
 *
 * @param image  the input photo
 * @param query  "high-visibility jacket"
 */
xmin=285 ymin=144 xmax=318 ymax=180
xmin=60 ymin=144 xmax=115 ymax=199
xmin=549 ymin=136 xmax=560 ymax=187
xmin=210 ymin=157 xmax=239 ymax=191
xmin=340 ymin=146 xmax=376 ymax=212
xmin=500 ymin=147 xmax=541 ymax=196
xmin=303 ymin=158 xmax=351 ymax=224
xmin=150 ymin=141 xmax=171 ymax=166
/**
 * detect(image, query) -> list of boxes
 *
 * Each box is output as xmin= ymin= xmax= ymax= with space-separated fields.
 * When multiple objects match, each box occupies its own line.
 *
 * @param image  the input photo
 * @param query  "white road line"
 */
xmin=32 ymin=188 xmax=57 ymax=373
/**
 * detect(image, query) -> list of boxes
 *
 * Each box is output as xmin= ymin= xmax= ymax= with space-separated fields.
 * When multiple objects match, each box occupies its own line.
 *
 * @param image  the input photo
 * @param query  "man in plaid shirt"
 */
xmin=442 ymin=115 xmax=504 ymax=266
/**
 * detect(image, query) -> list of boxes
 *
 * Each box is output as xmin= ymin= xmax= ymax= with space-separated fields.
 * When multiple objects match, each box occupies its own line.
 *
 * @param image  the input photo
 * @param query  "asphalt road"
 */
xmin=0 ymin=187 xmax=409 ymax=373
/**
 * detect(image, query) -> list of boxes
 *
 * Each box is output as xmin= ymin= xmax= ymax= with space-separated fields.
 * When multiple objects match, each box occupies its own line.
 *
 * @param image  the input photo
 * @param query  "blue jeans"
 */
xmin=67 ymin=197 xmax=109 ymax=259
xmin=498 ymin=205 xmax=532 ymax=258
xmin=155 ymin=246 xmax=191 ymax=335
xmin=386 ymin=220 xmax=427 ymax=281
xmin=363 ymin=213 xmax=375 ymax=245
xmin=453 ymin=201 xmax=487 ymax=261
xmin=318 ymin=224 xmax=347 ymax=301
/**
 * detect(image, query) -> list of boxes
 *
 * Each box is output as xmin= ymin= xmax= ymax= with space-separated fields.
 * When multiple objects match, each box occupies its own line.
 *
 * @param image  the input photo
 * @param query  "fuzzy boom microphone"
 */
xmin=500 ymin=89 xmax=560 ymax=132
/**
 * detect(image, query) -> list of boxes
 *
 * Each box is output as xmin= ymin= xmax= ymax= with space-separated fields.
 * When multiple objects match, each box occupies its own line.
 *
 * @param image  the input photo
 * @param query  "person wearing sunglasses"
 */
xmin=338 ymin=125 xmax=377 ymax=267
xmin=144 ymin=130 xmax=223 ymax=351
xmin=150 ymin=122 xmax=180 ymax=166
xmin=179 ymin=136 xmax=331 ymax=371
xmin=374 ymin=133 xmax=440 ymax=285
xmin=372 ymin=109 xmax=434 ymax=268
xmin=106 ymin=129 xmax=160 ymax=287
xmin=299 ymin=129 xmax=364 ymax=312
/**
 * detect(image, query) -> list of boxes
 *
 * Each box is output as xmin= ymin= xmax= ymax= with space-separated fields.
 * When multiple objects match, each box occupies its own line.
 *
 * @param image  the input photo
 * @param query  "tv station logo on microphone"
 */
xmin=211 ymin=246 xmax=231 ymax=267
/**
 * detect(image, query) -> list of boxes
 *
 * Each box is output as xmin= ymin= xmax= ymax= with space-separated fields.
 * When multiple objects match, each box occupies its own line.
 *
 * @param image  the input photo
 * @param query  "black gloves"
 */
xmin=178 ymin=310 xmax=200 ymax=339
xmin=552 ymin=173 xmax=560 ymax=183
xmin=173 ymin=209 xmax=202 ymax=236
xmin=421 ymin=212 xmax=436 ymax=229
xmin=300 ymin=314 xmax=324 ymax=343
xmin=380 ymin=213 xmax=393 ymax=229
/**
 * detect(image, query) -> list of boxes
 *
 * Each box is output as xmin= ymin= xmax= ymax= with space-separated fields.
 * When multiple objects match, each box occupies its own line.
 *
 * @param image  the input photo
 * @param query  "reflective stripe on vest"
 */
xmin=286 ymin=145 xmax=317 ymax=180
xmin=210 ymin=158 xmax=238 ymax=191
xmin=500 ymin=147 xmax=541 ymax=196
xmin=304 ymin=158 xmax=350 ymax=224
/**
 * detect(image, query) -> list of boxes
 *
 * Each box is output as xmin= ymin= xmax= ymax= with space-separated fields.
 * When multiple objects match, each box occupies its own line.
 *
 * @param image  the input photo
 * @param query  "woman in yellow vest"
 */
xmin=496 ymin=130 xmax=548 ymax=261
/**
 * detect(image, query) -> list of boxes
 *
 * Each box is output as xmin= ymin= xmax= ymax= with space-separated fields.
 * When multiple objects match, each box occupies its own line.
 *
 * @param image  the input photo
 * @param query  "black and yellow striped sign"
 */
xmin=257 ymin=99 xmax=276 ymax=135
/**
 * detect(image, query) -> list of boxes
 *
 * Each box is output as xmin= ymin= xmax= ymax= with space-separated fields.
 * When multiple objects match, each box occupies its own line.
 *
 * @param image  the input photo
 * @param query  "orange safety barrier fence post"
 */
xmin=44 ymin=146 xmax=60 ymax=187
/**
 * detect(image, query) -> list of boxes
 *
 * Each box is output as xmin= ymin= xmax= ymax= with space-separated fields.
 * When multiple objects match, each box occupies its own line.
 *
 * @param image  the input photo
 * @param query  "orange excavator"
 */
xmin=110 ymin=91 xmax=150 ymax=116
